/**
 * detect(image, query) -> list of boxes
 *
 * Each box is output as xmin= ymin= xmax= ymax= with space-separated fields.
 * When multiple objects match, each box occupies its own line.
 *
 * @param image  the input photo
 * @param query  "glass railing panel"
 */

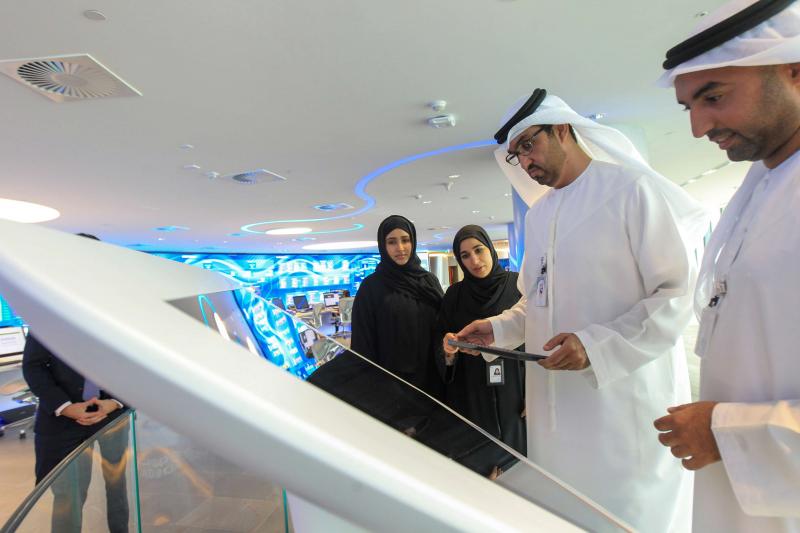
xmin=132 ymin=411 xmax=288 ymax=532
xmin=169 ymin=288 xmax=633 ymax=532
xmin=4 ymin=410 xmax=138 ymax=533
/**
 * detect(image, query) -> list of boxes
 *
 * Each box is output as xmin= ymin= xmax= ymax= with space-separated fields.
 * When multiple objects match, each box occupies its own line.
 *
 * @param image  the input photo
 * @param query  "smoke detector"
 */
xmin=223 ymin=169 xmax=287 ymax=185
xmin=0 ymin=54 xmax=141 ymax=102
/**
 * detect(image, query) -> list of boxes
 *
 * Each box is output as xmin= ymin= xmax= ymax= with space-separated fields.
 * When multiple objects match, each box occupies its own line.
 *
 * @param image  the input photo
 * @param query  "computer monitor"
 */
xmin=271 ymin=297 xmax=285 ymax=310
xmin=323 ymin=292 xmax=339 ymax=307
xmin=292 ymin=294 xmax=310 ymax=311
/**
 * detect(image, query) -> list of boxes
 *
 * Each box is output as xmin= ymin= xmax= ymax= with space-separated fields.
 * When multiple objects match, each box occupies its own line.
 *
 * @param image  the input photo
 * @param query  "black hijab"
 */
xmin=375 ymin=215 xmax=443 ymax=307
xmin=451 ymin=225 xmax=517 ymax=318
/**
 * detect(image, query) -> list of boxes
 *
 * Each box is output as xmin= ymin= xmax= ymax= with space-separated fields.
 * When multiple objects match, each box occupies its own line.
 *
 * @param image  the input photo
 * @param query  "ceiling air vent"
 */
xmin=224 ymin=169 xmax=287 ymax=185
xmin=0 ymin=54 xmax=141 ymax=102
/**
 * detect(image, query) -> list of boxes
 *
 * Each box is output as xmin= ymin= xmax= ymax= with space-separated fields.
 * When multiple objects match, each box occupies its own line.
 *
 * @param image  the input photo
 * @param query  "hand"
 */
xmin=455 ymin=319 xmax=495 ymax=356
xmin=61 ymin=401 xmax=94 ymax=421
xmin=654 ymin=401 xmax=721 ymax=471
xmin=76 ymin=397 xmax=109 ymax=426
xmin=443 ymin=333 xmax=459 ymax=355
xmin=96 ymin=399 xmax=120 ymax=415
xmin=539 ymin=333 xmax=589 ymax=371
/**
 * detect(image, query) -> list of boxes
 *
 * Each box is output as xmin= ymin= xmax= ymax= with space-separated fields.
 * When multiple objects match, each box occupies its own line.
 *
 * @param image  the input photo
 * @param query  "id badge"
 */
xmin=486 ymin=359 xmax=505 ymax=386
xmin=534 ymin=255 xmax=547 ymax=307
xmin=694 ymin=306 xmax=718 ymax=357
xmin=534 ymin=276 xmax=547 ymax=307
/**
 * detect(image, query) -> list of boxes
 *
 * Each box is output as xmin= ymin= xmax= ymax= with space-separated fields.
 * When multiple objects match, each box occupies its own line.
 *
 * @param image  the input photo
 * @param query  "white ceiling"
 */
xmin=0 ymin=0 xmax=748 ymax=254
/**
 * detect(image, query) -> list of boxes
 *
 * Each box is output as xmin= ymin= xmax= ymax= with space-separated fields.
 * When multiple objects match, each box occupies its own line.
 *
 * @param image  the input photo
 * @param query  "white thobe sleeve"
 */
xmin=488 ymin=264 xmax=527 ymax=350
xmin=712 ymin=400 xmax=800 ymax=517
xmin=574 ymin=178 xmax=694 ymax=389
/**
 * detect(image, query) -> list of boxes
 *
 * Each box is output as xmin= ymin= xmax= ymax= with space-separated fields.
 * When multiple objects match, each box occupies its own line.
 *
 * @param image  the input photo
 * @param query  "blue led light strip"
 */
xmin=240 ymin=139 xmax=496 ymax=235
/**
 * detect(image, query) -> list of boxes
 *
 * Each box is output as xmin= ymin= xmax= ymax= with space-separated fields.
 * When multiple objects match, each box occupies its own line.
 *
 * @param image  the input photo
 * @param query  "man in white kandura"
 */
xmin=654 ymin=0 xmax=800 ymax=531
xmin=456 ymin=89 xmax=709 ymax=532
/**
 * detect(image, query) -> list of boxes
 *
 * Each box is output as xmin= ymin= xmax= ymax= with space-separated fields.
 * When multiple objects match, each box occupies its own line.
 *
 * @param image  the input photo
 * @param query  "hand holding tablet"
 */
xmin=446 ymin=339 xmax=546 ymax=362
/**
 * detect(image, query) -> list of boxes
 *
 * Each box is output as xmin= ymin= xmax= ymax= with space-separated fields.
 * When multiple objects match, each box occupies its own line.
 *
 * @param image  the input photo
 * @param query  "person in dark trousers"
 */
xmin=440 ymin=225 xmax=526 ymax=478
xmin=22 ymin=233 xmax=130 ymax=533
xmin=350 ymin=215 xmax=444 ymax=399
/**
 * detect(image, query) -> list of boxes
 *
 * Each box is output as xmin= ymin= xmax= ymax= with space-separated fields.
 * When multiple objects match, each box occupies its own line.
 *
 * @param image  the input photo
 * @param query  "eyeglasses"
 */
xmin=505 ymin=127 xmax=546 ymax=166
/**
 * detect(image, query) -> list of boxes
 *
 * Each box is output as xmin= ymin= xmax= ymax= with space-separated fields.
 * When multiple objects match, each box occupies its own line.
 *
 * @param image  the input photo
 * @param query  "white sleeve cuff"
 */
xmin=712 ymin=401 xmax=800 ymax=517
xmin=55 ymin=401 xmax=72 ymax=417
xmin=111 ymin=399 xmax=124 ymax=409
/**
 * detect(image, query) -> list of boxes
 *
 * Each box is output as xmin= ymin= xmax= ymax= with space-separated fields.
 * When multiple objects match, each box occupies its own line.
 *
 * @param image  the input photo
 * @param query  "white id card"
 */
xmin=694 ymin=306 xmax=718 ymax=357
xmin=534 ymin=255 xmax=547 ymax=307
xmin=487 ymin=359 xmax=505 ymax=385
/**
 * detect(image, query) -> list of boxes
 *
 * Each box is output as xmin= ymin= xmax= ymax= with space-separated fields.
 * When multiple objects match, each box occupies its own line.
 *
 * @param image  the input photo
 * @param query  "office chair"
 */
xmin=337 ymin=297 xmax=355 ymax=335
xmin=310 ymin=303 xmax=325 ymax=329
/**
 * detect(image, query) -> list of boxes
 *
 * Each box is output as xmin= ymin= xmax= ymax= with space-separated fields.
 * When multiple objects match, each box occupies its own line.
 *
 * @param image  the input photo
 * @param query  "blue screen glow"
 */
xmin=153 ymin=252 xmax=382 ymax=308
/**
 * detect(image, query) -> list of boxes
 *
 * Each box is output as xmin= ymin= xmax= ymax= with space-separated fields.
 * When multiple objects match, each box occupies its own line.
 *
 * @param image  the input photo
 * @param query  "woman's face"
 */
xmin=459 ymin=237 xmax=493 ymax=279
xmin=386 ymin=228 xmax=412 ymax=266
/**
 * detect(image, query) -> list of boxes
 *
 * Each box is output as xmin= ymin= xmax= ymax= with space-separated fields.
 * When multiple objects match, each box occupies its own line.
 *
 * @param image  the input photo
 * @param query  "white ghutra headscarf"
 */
xmin=659 ymin=0 xmax=800 ymax=314
xmin=494 ymin=94 xmax=710 ymax=259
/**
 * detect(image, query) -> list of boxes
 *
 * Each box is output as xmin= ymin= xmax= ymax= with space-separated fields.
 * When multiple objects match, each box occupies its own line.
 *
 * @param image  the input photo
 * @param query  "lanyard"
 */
xmin=707 ymin=176 xmax=770 ymax=307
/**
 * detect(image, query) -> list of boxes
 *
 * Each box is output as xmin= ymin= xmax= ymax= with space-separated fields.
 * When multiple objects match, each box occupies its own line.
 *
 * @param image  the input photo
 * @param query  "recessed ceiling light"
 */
xmin=157 ymin=237 xmax=166 ymax=241
xmin=448 ymin=174 xmax=460 ymax=179
xmin=314 ymin=203 xmax=353 ymax=211
xmin=0 ymin=198 xmax=60 ymax=223
xmin=422 ymin=200 xmax=433 ymax=205
xmin=503 ymin=192 xmax=512 ymax=197
xmin=183 ymin=164 xmax=201 ymax=171
xmin=265 ymin=227 xmax=312 ymax=235
xmin=224 ymin=169 xmax=287 ymax=185
xmin=154 ymin=225 xmax=190 ymax=232
xmin=472 ymin=210 xmax=480 ymax=214
xmin=83 ymin=9 xmax=107 ymax=21
xmin=180 ymin=144 xmax=194 ymax=150
xmin=302 ymin=241 xmax=377 ymax=251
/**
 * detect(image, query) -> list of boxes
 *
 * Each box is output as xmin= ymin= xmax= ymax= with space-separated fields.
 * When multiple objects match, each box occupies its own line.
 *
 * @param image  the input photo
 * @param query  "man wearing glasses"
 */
xmin=456 ymin=90 xmax=707 ymax=531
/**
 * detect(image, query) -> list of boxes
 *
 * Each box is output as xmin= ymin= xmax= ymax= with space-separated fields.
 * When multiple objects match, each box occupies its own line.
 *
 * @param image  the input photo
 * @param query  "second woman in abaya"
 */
xmin=439 ymin=225 xmax=526 ymax=460
xmin=350 ymin=215 xmax=444 ymax=399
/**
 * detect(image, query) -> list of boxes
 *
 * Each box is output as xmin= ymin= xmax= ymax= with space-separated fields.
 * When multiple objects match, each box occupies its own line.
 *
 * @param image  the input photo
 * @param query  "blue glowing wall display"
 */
xmin=234 ymin=289 xmax=318 ymax=379
xmin=0 ymin=294 xmax=24 ymax=328
xmin=152 ymin=253 xmax=382 ymax=306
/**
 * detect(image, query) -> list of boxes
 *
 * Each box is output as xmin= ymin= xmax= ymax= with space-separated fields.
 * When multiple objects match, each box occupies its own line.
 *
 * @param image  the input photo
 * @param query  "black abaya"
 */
xmin=437 ymin=225 xmax=526 ymax=457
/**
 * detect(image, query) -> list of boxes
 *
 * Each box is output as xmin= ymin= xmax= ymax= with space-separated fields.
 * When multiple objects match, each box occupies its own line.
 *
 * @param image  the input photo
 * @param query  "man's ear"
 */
xmin=555 ymin=124 xmax=571 ymax=143
xmin=780 ymin=63 xmax=800 ymax=88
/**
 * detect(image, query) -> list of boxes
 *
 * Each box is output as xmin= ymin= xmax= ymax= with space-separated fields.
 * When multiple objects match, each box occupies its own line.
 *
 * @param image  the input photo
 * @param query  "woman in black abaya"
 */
xmin=439 ymin=225 xmax=526 ymax=463
xmin=350 ymin=215 xmax=444 ymax=399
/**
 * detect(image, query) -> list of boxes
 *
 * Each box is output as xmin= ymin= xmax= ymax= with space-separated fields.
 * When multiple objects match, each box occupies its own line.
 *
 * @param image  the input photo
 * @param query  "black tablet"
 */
xmin=447 ymin=339 xmax=547 ymax=362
